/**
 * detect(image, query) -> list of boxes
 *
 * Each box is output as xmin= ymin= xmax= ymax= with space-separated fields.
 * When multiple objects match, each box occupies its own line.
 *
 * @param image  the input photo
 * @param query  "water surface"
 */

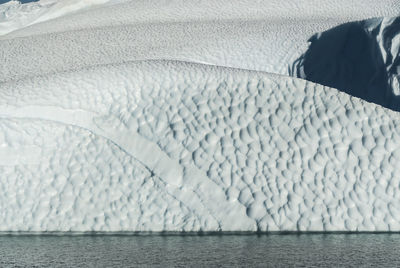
xmin=0 ymin=233 xmax=399 ymax=267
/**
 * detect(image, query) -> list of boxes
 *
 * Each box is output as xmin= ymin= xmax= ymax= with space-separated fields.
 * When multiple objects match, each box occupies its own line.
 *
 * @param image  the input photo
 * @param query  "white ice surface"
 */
xmin=1 ymin=0 xmax=400 ymax=232
xmin=3 ymin=0 xmax=399 ymax=38
xmin=1 ymin=0 xmax=400 ymax=83
xmin=0 ymin=0 xmax=113 ymax=36
xmin=1 ymin=61 xmax=400 ymax=232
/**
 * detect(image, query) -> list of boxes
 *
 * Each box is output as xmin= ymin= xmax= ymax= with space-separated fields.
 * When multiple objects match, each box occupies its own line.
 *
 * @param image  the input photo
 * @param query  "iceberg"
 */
xmin=0 ymin=0 xmax=400 ymax=232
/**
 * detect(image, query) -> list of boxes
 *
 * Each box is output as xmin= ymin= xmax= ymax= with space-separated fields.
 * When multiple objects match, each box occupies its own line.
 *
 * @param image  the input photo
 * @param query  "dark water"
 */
xmin=0 ymin=233 xmax=399 ymax=267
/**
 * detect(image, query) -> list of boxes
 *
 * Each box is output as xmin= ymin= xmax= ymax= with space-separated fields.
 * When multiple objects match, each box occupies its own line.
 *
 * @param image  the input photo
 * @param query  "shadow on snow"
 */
xmin=291 ymin=17 xmax=400 ymax=111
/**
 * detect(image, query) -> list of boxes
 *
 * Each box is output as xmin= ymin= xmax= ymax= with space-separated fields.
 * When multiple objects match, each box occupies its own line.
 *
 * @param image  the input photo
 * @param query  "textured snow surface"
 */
xmin=2 ymin=61 xmax=400 ymax=231
xmin=1 ymin=0 xmax=400 ymax=83
xmin=2 ymin=0 xmax=400 ymax=232
xmin=3 ymin=0 xmax=399 ymax=38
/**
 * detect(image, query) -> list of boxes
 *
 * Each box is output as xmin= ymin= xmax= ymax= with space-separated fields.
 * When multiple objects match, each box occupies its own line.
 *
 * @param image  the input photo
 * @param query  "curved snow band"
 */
xmin=292 ymin=16 xmax=400 ymax=111
xmin=0 ymin=60 xmax=400 ymax=232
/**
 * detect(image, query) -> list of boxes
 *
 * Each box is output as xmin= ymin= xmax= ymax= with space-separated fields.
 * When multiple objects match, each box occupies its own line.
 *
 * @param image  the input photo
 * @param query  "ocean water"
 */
xmin=0 ymin=233 xmax=399 ymax=267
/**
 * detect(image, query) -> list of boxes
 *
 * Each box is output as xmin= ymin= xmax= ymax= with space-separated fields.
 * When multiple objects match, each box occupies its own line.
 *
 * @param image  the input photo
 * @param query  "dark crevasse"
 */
xmin=291 ymin=17 xmax=400 ymax=111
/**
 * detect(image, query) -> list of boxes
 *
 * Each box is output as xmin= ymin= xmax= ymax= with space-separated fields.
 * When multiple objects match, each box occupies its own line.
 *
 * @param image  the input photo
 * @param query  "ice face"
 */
xmin=1 ymin=0 xmax=400 ymax=233
xmin=1 ymin=61 xmax=400 ymax=232
xmin=292 ymin=16 xmax=400 ymax=111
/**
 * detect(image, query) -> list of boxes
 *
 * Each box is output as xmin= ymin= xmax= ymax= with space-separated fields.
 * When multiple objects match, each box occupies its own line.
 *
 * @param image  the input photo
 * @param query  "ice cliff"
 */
xmin=1 ymin=0 xmax=400 ymax=232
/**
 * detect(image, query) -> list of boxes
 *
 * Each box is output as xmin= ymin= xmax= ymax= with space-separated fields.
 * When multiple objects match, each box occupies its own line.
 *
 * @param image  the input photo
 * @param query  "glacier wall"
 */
xmin=1 ymin=61 xmax=400 ymax=231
